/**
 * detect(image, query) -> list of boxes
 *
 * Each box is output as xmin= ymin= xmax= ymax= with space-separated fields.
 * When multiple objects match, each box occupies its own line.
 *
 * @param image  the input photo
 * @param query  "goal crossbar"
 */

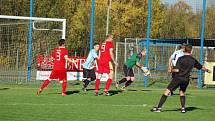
xmin=0 ymin=15 xmax=66 ymax=39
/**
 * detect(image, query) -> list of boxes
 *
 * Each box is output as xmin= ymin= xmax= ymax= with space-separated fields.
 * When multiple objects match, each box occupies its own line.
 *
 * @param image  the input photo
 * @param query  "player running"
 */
xmin=151 ymin=44 xmax=210 ymax=113
xmin=95 ymin=34 xmax=117 ymax=96
xmin=37 ymin=39 xmax=75 ymax=96
xmin=82 ymin=43 xmax=100 ymax=92
xmin=115 ymin=49 xmax=150 ymax=91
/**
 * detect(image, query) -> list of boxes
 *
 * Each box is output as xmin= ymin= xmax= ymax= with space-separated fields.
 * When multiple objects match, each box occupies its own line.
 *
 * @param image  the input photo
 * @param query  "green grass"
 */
xmin=0 ymin=83 xmax=215 ymax=121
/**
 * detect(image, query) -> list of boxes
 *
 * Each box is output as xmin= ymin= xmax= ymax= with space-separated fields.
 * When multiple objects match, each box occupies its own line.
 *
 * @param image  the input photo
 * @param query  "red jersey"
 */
xmin=52 ymin=47 xmax=68 ymax=71
xmin=99 ymin=41 xmax=114 ymax=62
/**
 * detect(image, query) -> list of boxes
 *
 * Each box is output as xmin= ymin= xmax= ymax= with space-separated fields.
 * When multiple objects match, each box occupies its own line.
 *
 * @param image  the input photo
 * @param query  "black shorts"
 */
xmin=167 ymin=77 xmax=189 ymax=92
xmin=172 ymin=72 xmax=176 ymax=78
xmin=123 ymin=64 xmax=134 ymax=77
xmin=83 ymin=68 xmax=96 ymax=81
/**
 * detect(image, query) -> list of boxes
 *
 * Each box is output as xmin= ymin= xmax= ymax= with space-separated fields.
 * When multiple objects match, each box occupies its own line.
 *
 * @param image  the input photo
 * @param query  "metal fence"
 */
xmin=0 ymin=0 xmax=214 ymax=88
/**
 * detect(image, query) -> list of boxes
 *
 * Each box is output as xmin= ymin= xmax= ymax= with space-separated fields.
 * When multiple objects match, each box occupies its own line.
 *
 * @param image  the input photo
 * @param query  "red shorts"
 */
xmin=98 ymin=61 xmax=111 ymax=73
xmin=49 ymin=69 xmax=67 ymax=81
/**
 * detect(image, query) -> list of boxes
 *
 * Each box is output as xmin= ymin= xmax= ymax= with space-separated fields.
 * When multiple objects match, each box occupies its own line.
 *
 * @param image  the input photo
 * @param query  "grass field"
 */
xmin=0 ymin=82 xmax=214 ymax=121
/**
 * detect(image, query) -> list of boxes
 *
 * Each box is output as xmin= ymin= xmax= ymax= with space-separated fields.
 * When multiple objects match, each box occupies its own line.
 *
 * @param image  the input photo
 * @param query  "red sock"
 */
xmin=95 ymin=79 xmax=100 ymax=92
xmin=40 ymin=79 xmax=50 ymax=90
xmin=62 ymin=81 xmax=67 ymax=94
xmin=104 ymin=78 xmax=112 ymax=93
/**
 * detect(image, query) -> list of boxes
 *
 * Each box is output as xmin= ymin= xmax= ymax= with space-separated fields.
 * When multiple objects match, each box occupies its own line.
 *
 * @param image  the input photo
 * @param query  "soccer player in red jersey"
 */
xmin=95 ymin=34 xmax=117 ymax=96
xmin=37 ymin=39 xmax=75 ymax=96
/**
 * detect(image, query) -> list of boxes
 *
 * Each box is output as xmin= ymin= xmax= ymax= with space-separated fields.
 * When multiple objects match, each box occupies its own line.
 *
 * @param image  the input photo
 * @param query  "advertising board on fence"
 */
xmin=36 ymin=55 xmax=109 ymax=81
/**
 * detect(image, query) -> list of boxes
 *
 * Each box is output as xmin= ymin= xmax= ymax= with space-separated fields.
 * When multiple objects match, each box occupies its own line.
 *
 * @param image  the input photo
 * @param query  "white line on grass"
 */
xmin=1 ymin=103 xmax=214 ymax=111
xmin=0 ymin=102 xmax=149 ymax=108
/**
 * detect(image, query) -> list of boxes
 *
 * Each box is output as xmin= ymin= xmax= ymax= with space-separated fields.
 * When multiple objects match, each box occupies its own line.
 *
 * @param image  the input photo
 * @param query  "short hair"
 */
xmin=141 ymin=48 xmax=146 ymax=52
xmin=177 ymin=45 xmax=182 ymax=50
xmin=94 ymin=42 xmax=99 ymax=46
xmin=106 ymin=34 xmax=113 ymax=39
xmin=184 ymin=44 xmax=192 ymax=53
xmin=58 ymin=39 xmax=65 ymax=46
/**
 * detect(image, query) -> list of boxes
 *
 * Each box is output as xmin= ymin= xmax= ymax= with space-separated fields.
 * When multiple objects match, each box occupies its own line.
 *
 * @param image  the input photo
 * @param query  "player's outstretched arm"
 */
xmin=64 ymin=55 xmax=76 ymax=63
xmin=136 ymin=62 xmax=142 ymax=68
xmin=194 ymin=59 xmax=211 ymax=73
xmin=137 ymin=62 xmax=150 ymax=76
xmin=201 ymin=67 xmax=211 ymax=73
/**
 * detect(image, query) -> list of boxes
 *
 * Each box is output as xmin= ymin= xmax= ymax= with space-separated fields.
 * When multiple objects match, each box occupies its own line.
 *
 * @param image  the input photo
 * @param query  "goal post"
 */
xmin=0 ymin=15 xmax=66 ymax=83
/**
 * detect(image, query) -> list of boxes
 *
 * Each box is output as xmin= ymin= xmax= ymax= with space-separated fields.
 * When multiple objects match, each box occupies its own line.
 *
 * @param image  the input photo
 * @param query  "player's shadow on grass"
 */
xmin=86 ymin=88 xmax=95 ymax=91
xmin=108 ymin=90 xmax=123 ymax=96
xmin=66 ymin=90 xmax=80 ymax=95
xmin=118 ymin=89 xmax=152 ymax=92
xmin=119 ymin=89 xmax=152 ymax=92
xmin=0 ymin=88 xmax=9 ymax=91
xmin=163 ymin=107 xmax=202 ymax=112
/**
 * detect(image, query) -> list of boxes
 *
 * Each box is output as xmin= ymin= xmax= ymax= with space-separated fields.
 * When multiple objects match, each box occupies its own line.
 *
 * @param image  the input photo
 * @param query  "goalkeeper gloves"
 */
xmin=141 ymin=66 xmax=150 ymax=76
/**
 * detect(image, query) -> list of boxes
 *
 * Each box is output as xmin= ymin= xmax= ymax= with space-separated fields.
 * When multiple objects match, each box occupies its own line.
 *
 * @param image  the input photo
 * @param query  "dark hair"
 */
xmin=106 ymin=34 xmax=112 ymax=39
xmin=94 ymin=42 xmax=99 ymax=46
xmin=185 ymin=44 xmax=192 ymax=53
xmin=177 ymin=45 xmax=182 ymax=50
xmin=58 ymin=39 xmax=65 ymax=46
xmin=137 ymin=49 xmax=145 ymax=59
xmin=137 ymin=52 xmax=142 ymax=59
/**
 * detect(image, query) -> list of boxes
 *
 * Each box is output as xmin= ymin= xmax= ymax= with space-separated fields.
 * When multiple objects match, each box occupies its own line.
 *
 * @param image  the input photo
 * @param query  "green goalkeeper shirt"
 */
xmin=125 ymin=53 xmax=140 ymax=68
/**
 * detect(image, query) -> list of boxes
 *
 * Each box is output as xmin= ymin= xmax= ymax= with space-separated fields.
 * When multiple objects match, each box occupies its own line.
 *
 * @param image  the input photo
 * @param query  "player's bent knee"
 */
xmin=48 ymin=78 xmax=52 ymax=81
xmin=126 ymin=77 xmax=131 ymax=80
xmin=130 ymin=77 xmax=135 ymax=81
xmin=164 ymin=89 xmax=171 ymax=96
xmin=179 ymin=91 xmax=185 ymax=96
xmin=97 ymin=74 xmax=102 ymax=79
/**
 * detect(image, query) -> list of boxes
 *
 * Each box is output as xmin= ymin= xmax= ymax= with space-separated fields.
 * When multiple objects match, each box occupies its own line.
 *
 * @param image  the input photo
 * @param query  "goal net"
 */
xmin=115 ymin=38 xmax=215 ymax=87
xmin=0 ymin=15 xmax=66 ymax=83
xmin=115 ymin=38 xmax=146 ymax=86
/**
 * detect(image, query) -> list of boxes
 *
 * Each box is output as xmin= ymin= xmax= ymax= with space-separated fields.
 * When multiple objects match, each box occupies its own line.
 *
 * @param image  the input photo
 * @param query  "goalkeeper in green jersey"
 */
xmin=115 ymin=49 xmax=150 ymax=90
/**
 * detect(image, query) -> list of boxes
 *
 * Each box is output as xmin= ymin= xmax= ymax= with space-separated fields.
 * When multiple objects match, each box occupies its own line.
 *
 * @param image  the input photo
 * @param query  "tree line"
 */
xmin=0 ymin=0 xmax=215 ymax=55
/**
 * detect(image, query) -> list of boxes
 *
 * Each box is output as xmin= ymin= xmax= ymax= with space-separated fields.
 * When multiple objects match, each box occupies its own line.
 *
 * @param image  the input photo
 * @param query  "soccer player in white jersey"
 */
xmin=168 ymin=44 xmax=185 ymax=96
xmin=82 ymin=43 xmax=100 ymax=91
xmin=168 ymin=44 xmax=185 ymax=75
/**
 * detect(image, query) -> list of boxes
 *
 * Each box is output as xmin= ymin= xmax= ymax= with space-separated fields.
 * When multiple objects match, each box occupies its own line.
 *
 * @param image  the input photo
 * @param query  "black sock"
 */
xmin=180 ymin=96 xmax=186 ymax=108
xmin=125 ymin=80 xmax=133 ymax=87
xmin=118 ymin=78 xmax=127 ymax=84
xmin=83 ymin=79 xmax=90 ymax=88
xmin=157 ymin=94 xmax=168 ymax=108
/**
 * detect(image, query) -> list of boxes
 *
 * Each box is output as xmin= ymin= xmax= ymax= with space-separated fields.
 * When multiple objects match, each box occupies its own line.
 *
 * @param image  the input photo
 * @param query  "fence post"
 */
xmin=89 ymin=0 xmax=95 ymax=50
xmin=198 ymin=0 xmax=207 ymax=88
xmin=144 ymin=0 xmax=152 ymax=87
xmin=27 ymin=0 xmax=34 ymax=82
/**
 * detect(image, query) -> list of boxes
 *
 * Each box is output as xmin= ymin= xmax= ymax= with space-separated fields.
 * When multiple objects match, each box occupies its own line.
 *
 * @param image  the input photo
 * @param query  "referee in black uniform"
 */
xmin=151 ymin=44 xmax=210 ymax=113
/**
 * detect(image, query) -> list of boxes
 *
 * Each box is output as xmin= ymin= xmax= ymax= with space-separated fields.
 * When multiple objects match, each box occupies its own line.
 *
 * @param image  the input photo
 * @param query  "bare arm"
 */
xmin=137 ymin=62 xmax=150 ymax=76
xmin=110 ymin=48 xmax=117 ymax=65
xmin=168 ymin=56 xmax=173 ymax=73
xmin=136 ymin=62 xmax=142 ymax=68
xmin=64 ymin=55 xmax=76 ymax=63
xmin=202 ymin=66 xmax=211 ymax=73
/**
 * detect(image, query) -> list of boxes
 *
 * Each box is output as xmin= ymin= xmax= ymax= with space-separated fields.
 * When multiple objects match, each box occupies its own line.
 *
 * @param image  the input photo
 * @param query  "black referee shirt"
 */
xmin=174 ymin=55 xmax=202 ymax=81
